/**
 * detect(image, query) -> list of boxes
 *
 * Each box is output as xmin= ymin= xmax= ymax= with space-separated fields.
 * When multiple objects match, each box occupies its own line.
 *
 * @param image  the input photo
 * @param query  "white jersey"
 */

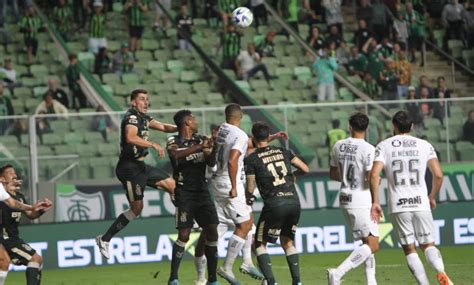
xmin=0 ymin=184 xmax=11 ymax=201
xmin=374 ymin=135 xmax=437 ymax=214
xmin=330 ymin=138 xmax=374 ymax=209
xmin=213 ymin=123 xmax=248 ymax=185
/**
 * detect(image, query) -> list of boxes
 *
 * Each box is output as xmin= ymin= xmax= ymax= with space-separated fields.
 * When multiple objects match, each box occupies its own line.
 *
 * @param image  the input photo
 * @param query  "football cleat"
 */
xmin=437 ymin=272 xmax=453 ymax=285
xmin=168 ymin=279 xmax=180 ymax=285
xmin=239 ymin=264 xmax=264 ymax=280
xmin=217 ymin=267 xmax=241 ymax=285
xmin=195 ymin=278 xmax=207 ymax=285
xmin=327 ymin=268 xmax=341 ymax=285
xmin=206 ymin=282 xmax=220 ymax=285
xmin=95 ymin=235 xmax=110 ymax=259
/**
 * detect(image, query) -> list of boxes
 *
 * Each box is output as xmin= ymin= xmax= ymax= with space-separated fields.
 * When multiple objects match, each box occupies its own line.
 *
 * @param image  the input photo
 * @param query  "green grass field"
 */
xmin=6 ymin=245 xmax=473 ymax=285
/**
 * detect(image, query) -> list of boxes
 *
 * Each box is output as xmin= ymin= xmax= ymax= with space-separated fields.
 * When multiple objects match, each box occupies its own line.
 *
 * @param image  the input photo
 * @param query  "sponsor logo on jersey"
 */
xmin=339 ymin=143 xmax=358 ymax=154
xmin=396 ymin=196 xmax=422 ymax=206
xmin=402 ymin=139 xmax=417 ymax=148
xmin=339 ymin=193 xmax=352 ymax=204
xmin=135 ymin=185 xmax=142 ymax=196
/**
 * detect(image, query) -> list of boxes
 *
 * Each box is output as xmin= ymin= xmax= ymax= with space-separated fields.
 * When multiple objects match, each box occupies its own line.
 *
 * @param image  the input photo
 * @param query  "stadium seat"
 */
xmin=121 ymin=73 xmax=141 ymax=84
xmin=41 ymin=133 xmax=64 ymax=145
xmin=180 ymin=70 xmax=199 ymax=82
xmin=167 ymin=60 xmax=186 ymax=74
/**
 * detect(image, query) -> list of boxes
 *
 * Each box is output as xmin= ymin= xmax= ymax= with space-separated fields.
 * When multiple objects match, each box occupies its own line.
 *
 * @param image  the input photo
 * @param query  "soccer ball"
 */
xmin=231 ymin=7 xmax=253 ymax=28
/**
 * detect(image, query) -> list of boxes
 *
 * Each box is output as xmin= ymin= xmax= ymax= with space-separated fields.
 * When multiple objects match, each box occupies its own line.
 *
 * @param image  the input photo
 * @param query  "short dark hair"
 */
xmin=349 ymin=112 xmax=369 ymax=132
xmin=251 ymin=122 xmax=270 ymax=142
xmin=332 ymin=119 xmax=340 ymax=128
xmin=392 ymin=110 xmax=413 ymax=133
xmin=225 ymin=103 xmax=242 ymax=120
xmin=173 ymin=109 xmax=192 ymax=129
xmin=68 ymin=53 xmax=77 ymax=61
xmin=130 ymin=89 xmax=148 ymax=101
xmin=0 ymin=164 xmax=13 ymax=176
xmin=437 ymin=76 xmax=445 ymax=81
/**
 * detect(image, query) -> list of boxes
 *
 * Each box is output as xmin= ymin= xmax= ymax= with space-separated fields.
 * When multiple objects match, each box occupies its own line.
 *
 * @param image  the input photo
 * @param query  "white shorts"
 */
xmin=214 ymin=195 xmax=252 ymax=225
xmin=342 ymin=208 xmax=379 ymax=240
xmin=155 ymin=0 xmax=171 ymax=15
xmin=88 ymin=37 xmax=107 ymax=54
xmin=209 ymin=179 xmax=245 ymax=199
xmin=390 ymin=211 xmax=435 ymax=245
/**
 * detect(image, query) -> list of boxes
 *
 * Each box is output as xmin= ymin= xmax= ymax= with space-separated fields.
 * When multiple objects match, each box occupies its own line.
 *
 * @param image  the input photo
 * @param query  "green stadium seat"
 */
xmin=167 ymin=60 xmax=185 ymax=74
xmin=41 ymin=133 xmax=64 ymax=145
xmin=135 ymin=51 xmax=153 ymax=61
xmin=147 ymin=61 xmax=166 ymax=72
xmin=78 ymin=52 xmax=95 ymax=71
xmin=141 ymin=39 xmax=160 ymax=51
xmin=192 ymin=81 xmax=211 ymax=93
xmin=174 ymin=82 xmax=192 ymax=93
xmin=33 ymin=86 xmax=48 ymax=98
xmin=180 ymin=70 xmax=199 ymax=82
xmin=54 ymin=144 xmax=78 ymax=155
xmin=121 ymin=73 xmax=141 ymax=84
xmin=84 ymin=132 xmax=104 ymax=144
xmin=103 ymin=73 xmax=121 ymax=85
xmin=235 ymin=81 xmax=251 ymax=94
xmin=294 ymin=66 xmax=312 ymax=83
xmin=76 ymin=144 xmax=97 ymax=156
xmin=49 ymin=120 xmax=70 ymax=131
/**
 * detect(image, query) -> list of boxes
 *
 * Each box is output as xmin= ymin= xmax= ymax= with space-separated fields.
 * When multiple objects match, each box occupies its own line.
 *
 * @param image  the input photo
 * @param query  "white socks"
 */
xmin=242 ymin=231 xmax=254 ymax=266
xmin=424 ymin=246 xmax=445 ymax=273
xmin=406 ymin=253 xmax=429 ymax=285
xmin=336 ymin=244 xmax=372 ymax=277
xmin=365 ymin=254 xmax=377 ymax=285
xmin=223 ymin=234 xmax=245 ymax=271
xmin=0 ymin=271 xmax=8 ymax=285
xmin=194 ymin=255 xmax=207 ymax=281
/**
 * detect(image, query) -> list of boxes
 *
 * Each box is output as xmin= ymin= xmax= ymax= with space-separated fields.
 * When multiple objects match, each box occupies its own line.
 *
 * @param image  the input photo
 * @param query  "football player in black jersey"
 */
xmin=0 ymin=165 xmax=53 ymax=285
xmin=244 ymin=122 xmax=309 ymax=285
xmin=166 ymin=110 xmax=219 ymax=285
xmin=96 ymin=89 xmax=177 ymax=259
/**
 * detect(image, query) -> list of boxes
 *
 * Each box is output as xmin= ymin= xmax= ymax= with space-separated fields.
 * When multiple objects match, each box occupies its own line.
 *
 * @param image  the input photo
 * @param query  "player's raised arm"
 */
xmin=149 ymin=119 xmax=178 ymax=133
xmin=427 ymin=157 xmax=443 ymax=210
xmin=248 ymin=131 xmax=289 ymax=148
xmin=125 ymin=124 xmax=165 ymax=157
xmin=369 ymin=161 xmax=384 ymax=223
xmin=166 ymin=137 xmax=206 ymax=160
xmin=291 ymin=156 xmax=309 ymax=177
xmin=24 ymin=198 xmax=53 ymax=219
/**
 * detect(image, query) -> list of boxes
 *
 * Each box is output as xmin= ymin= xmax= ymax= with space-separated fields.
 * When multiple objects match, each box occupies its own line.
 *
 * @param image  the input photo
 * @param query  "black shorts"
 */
xmin=116 ymin=159 xmax=170 ymax=202
xmin=256 ymin=201 xmax=301 ymax=244
xmin=2 ymin=237 xmax=36 ymax=265
xmin=24 ymin=38 xmax=38 ymax=55
xmin=129 ymin=25 xmax=144 ymax=38
xmin=175 ymin=186 xmax=219 ymax=229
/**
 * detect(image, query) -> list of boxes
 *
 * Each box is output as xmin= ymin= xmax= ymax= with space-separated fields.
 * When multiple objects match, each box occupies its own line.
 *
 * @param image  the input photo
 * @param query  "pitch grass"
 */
xmin=6 ymin=245 xmax=473 ymax=285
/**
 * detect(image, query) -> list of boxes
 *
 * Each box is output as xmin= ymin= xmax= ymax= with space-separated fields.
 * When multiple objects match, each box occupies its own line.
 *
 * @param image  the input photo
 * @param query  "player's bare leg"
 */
xmin=26 ymin=253 xmax=43 ymax=285
xmin=328 ymin=235 xmax=379 ymax=285
xmin=97 ymin=200 xmax=142 ymax=259
xmin=218 ymin=218 xmax=253 ymax=285
xmin=157 ymin=178 xmax=176 ymax=204
xmin=194 ymin=232 xmax=208 ymax=285
xmin=0 ymin=245 xmax=10 ymax=285
xmin=420 ymin=243 xmax=453 ymax=285
xmin=402 ymin=244 xmax=429 ymax=285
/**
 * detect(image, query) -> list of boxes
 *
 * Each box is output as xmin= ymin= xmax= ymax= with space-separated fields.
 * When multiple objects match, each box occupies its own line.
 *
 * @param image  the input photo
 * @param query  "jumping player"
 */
xmin=96 ymin=89 xmax=177 ymax=259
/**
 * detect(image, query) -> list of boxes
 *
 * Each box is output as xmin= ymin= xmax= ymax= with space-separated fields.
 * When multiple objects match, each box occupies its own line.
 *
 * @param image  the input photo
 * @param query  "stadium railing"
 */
xmin=1 ymin=96 xmax=473 ymax=203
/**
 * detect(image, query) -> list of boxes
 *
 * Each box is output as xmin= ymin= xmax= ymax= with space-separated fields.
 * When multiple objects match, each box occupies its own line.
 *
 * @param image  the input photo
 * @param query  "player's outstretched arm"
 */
xmin=125 ymin=125 xmax=165 ymax=157
xmin=291 ymin=157 xmax=309 ymax=177
xmin=149 ymin=120 xmax=178 ymax=133
xmin=167 ymin=139 xmax=207 ymax=160
xmin=369 ymin=161 xmax=384 ymax=223
xmin=247 ymin=131 xmax=289 ymax=148
xmin=427 ymin=158 xmax=443 ymax=209
xmin=25 ymin=198 xmax=53 ymax=219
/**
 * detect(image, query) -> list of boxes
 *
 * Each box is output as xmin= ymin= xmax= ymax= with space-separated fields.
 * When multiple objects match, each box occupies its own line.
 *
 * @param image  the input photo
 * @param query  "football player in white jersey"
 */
xmin=211 ymin=104 xmax=287 ymax=284
xmin=327 ymin=113 xmax=379 ymax=285
xmin=370 ymin=111 xmax=453 ymax=285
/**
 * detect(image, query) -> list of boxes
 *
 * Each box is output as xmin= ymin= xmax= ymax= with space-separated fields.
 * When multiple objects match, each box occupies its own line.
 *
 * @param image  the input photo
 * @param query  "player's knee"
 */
xmin=178 ymin=229 xmax=191 ymax=243
xmin=205 ymin=227 xmax=218 ymax=242
xmin=367 ymin=236 xmax=379 ymax=253
xmin=280 ymin=236 xmax=293 ymax=251
xmin=420 ymin=243 xmax=435 ymax=252
xmin=31 ymin=254 xmax=42 ymax=265
xmin=130 ymin=203 xmax=143 ymax=215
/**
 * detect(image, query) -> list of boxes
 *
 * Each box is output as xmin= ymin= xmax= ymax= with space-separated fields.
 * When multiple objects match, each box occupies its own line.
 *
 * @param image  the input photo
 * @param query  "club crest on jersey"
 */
xmin=135 ymin=185 xmax=142 ymax=196
xmin=392 ymin=140 xmax=402 ymax=147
